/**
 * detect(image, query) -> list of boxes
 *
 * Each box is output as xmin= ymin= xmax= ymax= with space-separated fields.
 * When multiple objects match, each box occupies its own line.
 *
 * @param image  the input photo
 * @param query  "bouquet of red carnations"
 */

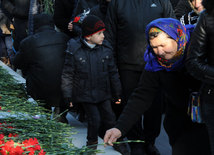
xmin=0 ymin=134 xmax=45 ymax=155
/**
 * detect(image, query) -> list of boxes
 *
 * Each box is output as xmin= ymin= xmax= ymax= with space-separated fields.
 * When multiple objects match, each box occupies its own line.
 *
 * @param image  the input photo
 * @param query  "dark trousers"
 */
xmin=81 ymin=100 xmax=116 ymax=142
xmin=13 ymin=18 xmax=28 ymax=51
xmin=119 ymin=70 xmax=162 ymax=144
xmin=163 ymin=102 xmax=193 ymax=146
xmin=201 ymin=85 xmax=214 ymax=155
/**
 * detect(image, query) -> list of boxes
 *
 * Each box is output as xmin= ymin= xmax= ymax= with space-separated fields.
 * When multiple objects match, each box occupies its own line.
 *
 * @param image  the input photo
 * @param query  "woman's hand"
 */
xmin=104 ymin=128 xmax=122 ymax=146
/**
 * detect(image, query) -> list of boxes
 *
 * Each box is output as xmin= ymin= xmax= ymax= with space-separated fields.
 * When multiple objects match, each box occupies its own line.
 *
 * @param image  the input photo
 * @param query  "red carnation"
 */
xmin=0 ymin=133 xmax=4 ymax=140
xmin=38 ymin=149 xmax=46 ymax=155
xmin=8 ymin=133 xmax=18 ymax=137
xmin=73 ymin=16 xmax=81 ymax=23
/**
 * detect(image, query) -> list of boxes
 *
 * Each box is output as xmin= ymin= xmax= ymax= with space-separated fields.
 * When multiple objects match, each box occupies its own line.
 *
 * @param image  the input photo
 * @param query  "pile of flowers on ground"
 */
xmin=0 ymin=66 xmax=98 ymax=154
xmin=0 ymin=133 xmax=45 ymax=155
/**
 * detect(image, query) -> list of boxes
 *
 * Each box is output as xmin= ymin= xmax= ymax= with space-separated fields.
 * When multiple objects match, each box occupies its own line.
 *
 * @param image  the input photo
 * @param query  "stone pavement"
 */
xmin=0 ymin=60 xmax=172 ymax=155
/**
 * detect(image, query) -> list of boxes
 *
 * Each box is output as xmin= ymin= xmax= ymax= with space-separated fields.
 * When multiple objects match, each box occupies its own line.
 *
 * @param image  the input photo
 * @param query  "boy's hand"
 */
xmin=115 ymin=98 xmax=121 ymax=104
xmin=104 ymin=128 xmax=122 ymax=146
xmin=69 ymin=102 xmax=73 ymax=107
xmin=68 ymin=22 xmax=73 ymax=31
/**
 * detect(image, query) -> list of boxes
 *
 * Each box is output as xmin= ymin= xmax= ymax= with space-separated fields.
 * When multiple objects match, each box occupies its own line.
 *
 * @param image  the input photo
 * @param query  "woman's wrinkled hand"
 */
xmin=104 ymin=128 xmax=122 ymax=146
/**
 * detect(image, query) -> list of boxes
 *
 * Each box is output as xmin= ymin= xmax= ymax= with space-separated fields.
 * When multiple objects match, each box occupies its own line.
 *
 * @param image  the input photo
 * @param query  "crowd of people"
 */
xmin=0 ymin=0 xmax=214 ymax=155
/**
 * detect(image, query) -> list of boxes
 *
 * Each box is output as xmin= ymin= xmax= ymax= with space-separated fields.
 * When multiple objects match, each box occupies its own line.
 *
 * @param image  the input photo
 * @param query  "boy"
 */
xmin=61 ymin=15 xmax=128 ymax=153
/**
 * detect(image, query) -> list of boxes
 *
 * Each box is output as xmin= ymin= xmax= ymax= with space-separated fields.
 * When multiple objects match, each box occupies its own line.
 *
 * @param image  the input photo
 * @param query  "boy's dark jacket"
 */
xmin=61 ymin=38 xmax=121 ymax=104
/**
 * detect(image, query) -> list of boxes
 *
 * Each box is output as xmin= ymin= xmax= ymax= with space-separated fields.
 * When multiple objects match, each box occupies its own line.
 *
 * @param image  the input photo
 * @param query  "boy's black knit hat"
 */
xmin=81 ymin=15 xmax=105 ymax=37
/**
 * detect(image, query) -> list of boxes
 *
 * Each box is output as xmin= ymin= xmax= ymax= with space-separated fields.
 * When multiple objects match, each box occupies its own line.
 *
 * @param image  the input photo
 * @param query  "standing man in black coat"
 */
xmin=53 ymin=0 xmax=77 ymax=37
xmin=105 ymin=0 xmax=175 ymax=154
xmin=13 ymin=13 xmax=70 ymax=123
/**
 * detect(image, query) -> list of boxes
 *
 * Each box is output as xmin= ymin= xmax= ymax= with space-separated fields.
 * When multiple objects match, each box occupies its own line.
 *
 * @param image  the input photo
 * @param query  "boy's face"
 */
xmin=85 ymin=30 xmax=105 ymax=45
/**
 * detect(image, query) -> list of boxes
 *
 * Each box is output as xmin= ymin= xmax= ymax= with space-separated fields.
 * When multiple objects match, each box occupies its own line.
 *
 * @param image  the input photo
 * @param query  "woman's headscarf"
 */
xmin=144 ymin=18 xmax=194 ymax=71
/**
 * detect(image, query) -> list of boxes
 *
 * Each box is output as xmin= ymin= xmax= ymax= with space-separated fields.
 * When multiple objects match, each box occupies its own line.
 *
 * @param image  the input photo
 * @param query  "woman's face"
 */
xmin=149 ymin=32 xmax=178 ymax=60
xmin=191 ymin=0 xmax=204 ymax=13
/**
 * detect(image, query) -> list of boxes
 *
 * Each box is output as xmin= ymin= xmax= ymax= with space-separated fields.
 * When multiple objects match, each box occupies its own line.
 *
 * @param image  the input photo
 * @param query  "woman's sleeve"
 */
xmin=115 ymin=70 xmax=160 ymax=136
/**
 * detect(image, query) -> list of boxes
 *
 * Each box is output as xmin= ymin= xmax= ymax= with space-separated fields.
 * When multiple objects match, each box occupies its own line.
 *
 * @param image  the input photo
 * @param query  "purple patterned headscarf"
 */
xmin=144 ymin=18 xmax=194 ymax=71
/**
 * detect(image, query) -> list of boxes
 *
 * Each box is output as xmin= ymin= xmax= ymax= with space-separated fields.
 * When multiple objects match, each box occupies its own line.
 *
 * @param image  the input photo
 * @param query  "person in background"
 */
xmin=170 ymin=0 xmax=180 ymax=9
xmin=67 ymin=0 xmax=99 ymax=34
xmin=53 ymin=0 xmax=77 ymax=37
xmin=104 ymin=17 xmax=211 ymax=155
xmin=13 ymin=13 xmax=70 ymax=123
xmin=105 ymin=0 xmax=175 ymax=154
xmin=186 ymin=0 xmax=214 ymax=154
xmin=175 ymin=0 xmax=193 ymax=19
xmin=89 ymin=0 xmax=111 ymax=22
xmin=61 ymin=15 xmax=129 ymax=154
xmin=180 ymin=0 xmax=204 ymax=25
xmin=0 ymin=1 xmax=14 ymax=66
xmin=73 ymin=0 xmax=99 ymax=17
xmin=2 ymin=0 xmax=30 ymax=51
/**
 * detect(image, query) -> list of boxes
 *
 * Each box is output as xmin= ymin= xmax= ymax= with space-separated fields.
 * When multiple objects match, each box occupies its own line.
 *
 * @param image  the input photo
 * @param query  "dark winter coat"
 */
xmin=53 ymin=0 xmax=77 ymax=37
xmin=90 ymin=0 xmax=110 ymax=22
xmin=14 ymin=25 xmax=69 ymax=107
xmin=186 ymin=11 xmax=214 ymax=85
xmin=61 ymin=39 xmax=121 ymax=104
xmin=2 ymin=0 xmax=30 ymax=19
xmin=170 ymin=0 xmax=180 ymax=9
xmin=105 ymin=0 xmax=175 ymax=71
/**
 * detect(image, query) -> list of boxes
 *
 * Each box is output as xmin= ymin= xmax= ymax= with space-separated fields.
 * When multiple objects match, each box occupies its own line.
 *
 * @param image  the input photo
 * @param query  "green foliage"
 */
xmin=41 ymin=0 xmax=54 ymax=15
xmin=0 ymin=66 xmax=98 ymax=154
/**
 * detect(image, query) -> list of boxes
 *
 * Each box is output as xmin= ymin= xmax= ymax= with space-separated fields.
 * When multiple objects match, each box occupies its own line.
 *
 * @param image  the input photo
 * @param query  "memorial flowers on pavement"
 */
xmin=0 ymin=66 xmax=98 ymax=154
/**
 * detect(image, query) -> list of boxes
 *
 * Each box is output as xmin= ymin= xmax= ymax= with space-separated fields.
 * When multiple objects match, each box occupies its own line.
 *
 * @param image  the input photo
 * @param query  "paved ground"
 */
xmin=67 ymin=112 xmax=172 ymax=155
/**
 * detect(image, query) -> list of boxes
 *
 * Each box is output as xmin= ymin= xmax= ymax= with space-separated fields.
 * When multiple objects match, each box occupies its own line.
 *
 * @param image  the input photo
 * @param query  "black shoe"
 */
xmin=129 ymin=143 xmax=147 ymax=155
xmin=86 ymin=140 xmax=98 ymax=151
xmin=113 ymin=143 xmax=130 ymax=155
xmin=145 ymin=144 xmax=160 ymax=155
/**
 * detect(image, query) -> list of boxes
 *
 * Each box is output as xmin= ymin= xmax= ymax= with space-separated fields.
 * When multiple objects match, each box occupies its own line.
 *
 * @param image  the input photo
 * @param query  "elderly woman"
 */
xmin=104 ymin=18 xmax=210 ymax=154
xmin=186 ymin=0 xmax=214 ymax=154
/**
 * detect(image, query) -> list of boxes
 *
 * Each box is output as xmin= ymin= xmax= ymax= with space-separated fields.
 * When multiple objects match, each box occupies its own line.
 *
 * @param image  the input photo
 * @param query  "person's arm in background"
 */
xmin=161 ymin=0 xmax=176 ymax=18
xmin=13 ymin=39 xmax=29 ymax=69
xmin=106 ymin=44 xmax=122 ymax=102
xmin=186 ymin=11 xmax=214 ymax=85
xmin=61 ymin=40 xmax=76 ymax=107
xmin=53 ymin=0 xmax=71 ymax=32
xmin=105 ymin=0 xmax=117 ymax=55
